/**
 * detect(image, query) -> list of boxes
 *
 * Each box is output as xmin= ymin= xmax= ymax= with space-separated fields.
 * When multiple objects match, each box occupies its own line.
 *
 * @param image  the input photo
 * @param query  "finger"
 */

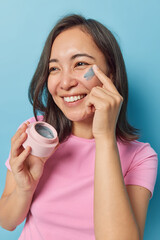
xmin=20 ymin=146 xmax=31 ymax=161
xmin=11 ymin=132 xmax=28 ymax=158
xmin=91 ymin=86 xmax=123 ymax=103
xmin=93 ymin=87 xmax=123 ymax=112
xmin=86 ymin=87 xmax=123 ymax=114
xmin=85 ymin=95 xmax=110 ymax=117
xmin=11 ymin=146 xmax=31 ymax=173
xmin=85 ymin=101 xmax=95 ymax=115
xmin=86 ymin=91 xmax=113 ymax=110
xmin=92 ymin=65 xmax=118 ymax=94
xmin=11 ymin=122 xmax=29 ymax=143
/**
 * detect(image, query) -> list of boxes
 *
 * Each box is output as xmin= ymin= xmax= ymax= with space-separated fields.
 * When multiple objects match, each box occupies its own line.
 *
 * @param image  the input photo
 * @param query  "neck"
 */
xmin=72 ymin=117 xmax=94 ymax=139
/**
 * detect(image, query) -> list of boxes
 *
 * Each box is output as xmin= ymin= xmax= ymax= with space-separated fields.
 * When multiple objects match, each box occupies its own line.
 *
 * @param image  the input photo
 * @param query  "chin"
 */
xmin=65 ymin=111 xmax=94 ymax=123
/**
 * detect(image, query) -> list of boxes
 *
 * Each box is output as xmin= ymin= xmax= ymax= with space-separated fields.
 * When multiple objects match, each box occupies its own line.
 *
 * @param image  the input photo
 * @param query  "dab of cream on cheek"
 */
xmin=83 ymin=67 xmax=95 ymax=80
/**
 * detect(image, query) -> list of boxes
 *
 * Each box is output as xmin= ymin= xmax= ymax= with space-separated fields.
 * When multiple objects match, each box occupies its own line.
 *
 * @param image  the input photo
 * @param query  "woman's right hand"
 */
xmin=9 ymin=122 xmax=49 ymax=194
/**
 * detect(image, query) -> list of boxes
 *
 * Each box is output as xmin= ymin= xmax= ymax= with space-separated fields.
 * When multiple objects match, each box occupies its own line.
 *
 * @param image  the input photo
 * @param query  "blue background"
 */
xmin=0 ymin=0 xmax=159 ymax=239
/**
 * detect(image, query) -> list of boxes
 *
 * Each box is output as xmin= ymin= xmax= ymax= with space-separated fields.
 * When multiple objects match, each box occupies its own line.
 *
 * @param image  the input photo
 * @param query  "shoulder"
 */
xmin=118 ymin=139 xmax=157 ymax=161
xmin=119 ymin=139 xmax=158 ymax=198
xmin=118 ymin=139 xmax=158 ymax=183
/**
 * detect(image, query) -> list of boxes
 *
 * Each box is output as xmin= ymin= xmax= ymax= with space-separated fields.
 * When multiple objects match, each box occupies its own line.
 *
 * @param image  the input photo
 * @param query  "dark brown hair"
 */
xmin=28 ymin=14 xmax=139 ymax=142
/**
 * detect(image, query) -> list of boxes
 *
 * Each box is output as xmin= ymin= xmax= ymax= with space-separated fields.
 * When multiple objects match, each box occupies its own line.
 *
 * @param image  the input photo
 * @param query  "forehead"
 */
xmin=50 ymin=27 xmax=103 ymax=57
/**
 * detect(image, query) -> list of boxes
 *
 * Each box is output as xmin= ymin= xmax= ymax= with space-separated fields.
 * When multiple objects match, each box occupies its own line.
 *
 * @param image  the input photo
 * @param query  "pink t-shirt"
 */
xmin=5 ymin=116 xmax=158 ymax=240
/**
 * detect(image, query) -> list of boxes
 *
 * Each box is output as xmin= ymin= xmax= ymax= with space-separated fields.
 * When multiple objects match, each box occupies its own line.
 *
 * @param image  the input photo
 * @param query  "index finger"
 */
xmin=12 ymin=122 xmax=30 ymax=143
xmin=92 ymin=65 xmax=118 ymax=94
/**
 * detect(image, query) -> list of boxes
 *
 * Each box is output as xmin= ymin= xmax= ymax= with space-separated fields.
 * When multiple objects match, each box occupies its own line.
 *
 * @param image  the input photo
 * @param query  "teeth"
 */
xmin=64 ymin=95 xmax=85 ymax=103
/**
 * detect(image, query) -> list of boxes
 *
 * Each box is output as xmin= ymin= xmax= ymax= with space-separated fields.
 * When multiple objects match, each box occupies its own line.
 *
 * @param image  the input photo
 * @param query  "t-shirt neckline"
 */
xmin=70 ymin=134 xmax=95 ymax=143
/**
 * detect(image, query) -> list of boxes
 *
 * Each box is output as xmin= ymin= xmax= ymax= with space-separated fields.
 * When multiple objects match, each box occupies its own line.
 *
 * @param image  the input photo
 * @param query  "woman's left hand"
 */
xmin=85 ymin=65 xmax=123 ymax=140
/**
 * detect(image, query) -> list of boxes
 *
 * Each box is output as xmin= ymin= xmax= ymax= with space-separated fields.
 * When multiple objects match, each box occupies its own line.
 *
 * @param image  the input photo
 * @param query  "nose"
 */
xmin=59 ymin=71 xmax=78 ymax=90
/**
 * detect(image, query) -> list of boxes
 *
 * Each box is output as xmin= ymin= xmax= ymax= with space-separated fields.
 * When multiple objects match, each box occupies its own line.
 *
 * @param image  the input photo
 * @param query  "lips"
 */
xmin=63 ymin=94 xmax=86 ymax=103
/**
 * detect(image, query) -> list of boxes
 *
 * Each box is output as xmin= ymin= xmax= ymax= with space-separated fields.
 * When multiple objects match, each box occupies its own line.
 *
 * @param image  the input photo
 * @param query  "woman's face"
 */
xmin=48 ymin=27 xmax=108 ymax=122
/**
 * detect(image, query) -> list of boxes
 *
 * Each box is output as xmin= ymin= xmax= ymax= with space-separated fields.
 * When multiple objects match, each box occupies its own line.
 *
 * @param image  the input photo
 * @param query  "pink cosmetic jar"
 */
xmin=23 ymin=121 xmax=59 ymax=157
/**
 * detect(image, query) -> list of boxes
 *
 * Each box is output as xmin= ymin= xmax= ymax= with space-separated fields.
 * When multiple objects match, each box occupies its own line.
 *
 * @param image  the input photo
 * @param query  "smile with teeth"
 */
xmin=64 ymin=95 xmax=86 ymax=103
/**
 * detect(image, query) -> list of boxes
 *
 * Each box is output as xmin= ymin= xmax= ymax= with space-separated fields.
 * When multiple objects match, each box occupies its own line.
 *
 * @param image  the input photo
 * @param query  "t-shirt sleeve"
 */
xmin=5 ymin=115 xmax=44 ymax=171
xmin=5 ymin=153 xmax=11 ymax=171
xmin=124 ymin=142 xmax=158 ymax=198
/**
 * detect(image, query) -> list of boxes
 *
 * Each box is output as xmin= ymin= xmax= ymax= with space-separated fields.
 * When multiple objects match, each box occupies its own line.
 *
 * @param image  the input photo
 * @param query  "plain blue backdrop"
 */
xmin=0 ymin=0 xmax=159 ymax=239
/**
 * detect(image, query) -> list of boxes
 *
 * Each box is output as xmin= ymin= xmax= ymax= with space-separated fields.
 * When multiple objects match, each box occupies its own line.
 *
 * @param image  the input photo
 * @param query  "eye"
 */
xmin=49 ymin=67 xmax=59 ymax=74
xmin=75 ymin=62 xmax=89 ymax=67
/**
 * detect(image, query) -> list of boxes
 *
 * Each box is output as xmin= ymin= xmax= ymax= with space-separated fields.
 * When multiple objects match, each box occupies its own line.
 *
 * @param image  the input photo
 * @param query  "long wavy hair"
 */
xmin=28 ymin=14 xmax=139 ymax=142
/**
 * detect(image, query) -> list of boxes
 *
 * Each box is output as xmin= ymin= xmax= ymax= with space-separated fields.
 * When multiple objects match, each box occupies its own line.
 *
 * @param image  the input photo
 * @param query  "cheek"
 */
xmin=81 ymin=76 xmax=102 ymax=90
xmin=47 ymin=76 xmax=57 ymax=95
xmin=74 ymin=68 xmax=102 ymax=89
xmin=91 ymin=76 xmax=102 ymax=87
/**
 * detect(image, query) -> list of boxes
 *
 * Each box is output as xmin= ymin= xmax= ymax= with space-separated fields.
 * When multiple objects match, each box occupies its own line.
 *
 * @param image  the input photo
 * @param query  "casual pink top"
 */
xmin=5 ymin=116 xmax=158 ymax=240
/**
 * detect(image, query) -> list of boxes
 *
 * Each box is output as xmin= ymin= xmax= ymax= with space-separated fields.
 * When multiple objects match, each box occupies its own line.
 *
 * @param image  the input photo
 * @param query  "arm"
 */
xmin=0 ymin=170 xmax=34 ymax=231
xmin=86 ymin=65 xmax=149 ymax=239
xmin=94 ymin=138 xmax=148 ymax=240
xmin=0 ymin=123 xmax=49 ymax=230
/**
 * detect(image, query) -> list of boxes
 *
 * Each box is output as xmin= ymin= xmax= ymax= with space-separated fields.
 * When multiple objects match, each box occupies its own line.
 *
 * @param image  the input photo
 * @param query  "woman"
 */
xmin=0 ymin=14 xmax=158 ymax=240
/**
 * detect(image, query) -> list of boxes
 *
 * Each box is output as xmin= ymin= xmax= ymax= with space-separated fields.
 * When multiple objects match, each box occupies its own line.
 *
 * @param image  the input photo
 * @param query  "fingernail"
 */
xmin=26 ymin=146 xmax=31 ymax=152
xmin=21 ymin=123 xmax=26 ymax=129
xmin=20 ymin=133 xmax=25 ymax=139
xmin=84 ymin=67 xmax=95 ymax=80
xmin=92 ymin=64 xmax=99 ymax=71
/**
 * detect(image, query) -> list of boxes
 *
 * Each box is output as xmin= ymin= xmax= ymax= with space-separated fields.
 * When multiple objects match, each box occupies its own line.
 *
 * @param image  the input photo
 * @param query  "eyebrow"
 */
xmin=49 ymin=53 xmax=95 ymax=63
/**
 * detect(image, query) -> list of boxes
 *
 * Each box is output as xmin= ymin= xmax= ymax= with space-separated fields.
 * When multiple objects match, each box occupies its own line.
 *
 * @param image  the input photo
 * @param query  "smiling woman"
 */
xmin=0 ymin=14 xmax=158 ymax=240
